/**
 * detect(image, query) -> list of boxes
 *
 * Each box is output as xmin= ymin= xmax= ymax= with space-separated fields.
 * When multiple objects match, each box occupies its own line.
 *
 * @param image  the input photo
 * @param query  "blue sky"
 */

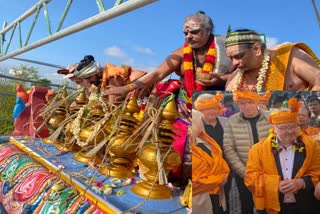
xmin=0 ymin=0 xmax=319 ymax=85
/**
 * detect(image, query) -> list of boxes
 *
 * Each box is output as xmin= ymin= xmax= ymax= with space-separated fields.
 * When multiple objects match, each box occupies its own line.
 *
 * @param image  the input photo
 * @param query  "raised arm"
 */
xmin=103 ymin=47 xmax=183 ymax=98
xmin=290 ymin=47 xmax=320 ymax=90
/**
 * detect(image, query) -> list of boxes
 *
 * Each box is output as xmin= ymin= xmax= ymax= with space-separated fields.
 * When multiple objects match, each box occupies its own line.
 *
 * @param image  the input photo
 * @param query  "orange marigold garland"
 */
xmin=183 ymin=36 xmax=216 ymax=97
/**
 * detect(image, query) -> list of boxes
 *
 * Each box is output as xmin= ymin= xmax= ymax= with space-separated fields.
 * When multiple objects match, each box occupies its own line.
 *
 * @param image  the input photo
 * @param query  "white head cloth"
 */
xmin=74 ymin=61 xmax=101 ymax=79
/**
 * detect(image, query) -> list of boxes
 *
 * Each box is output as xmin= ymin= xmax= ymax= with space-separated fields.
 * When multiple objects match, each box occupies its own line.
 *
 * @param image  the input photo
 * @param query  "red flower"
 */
xmin=96 ymin=181 xmax=103 ymax=188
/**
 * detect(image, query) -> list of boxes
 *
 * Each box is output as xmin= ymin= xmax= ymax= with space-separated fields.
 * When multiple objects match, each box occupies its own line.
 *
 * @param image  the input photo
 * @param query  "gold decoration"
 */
xmin=131 ymin=99 xmax=181 ymax=199
xmin=43 ymin=89 xmax=68 ymax=145
xmin=55 ymin=88 xmax=88 ymax=152
xmin=74 ymin=86 xmax=107 ymax=164
xmin=99 ymin=96 xmax=140 ymax=178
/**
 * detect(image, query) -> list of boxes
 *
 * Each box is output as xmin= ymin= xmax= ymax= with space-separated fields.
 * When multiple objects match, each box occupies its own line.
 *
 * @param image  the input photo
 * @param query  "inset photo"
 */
xmin=192 ymin=90 xmax=320 ymax=214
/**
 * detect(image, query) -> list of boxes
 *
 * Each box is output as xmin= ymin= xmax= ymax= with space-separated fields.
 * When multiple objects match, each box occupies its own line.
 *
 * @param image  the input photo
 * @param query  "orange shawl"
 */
xmin=245 ymin=134 xmax=320 ymax=213
xmin=266 ymin=43 xmax=320 ymax=90
xmin=101 ymin=63 xmax=131 ymax=88
xmin=192 ymin=131 xmax=230 ymax=196
xmin=302 ymin=125 xmax=320 ymax=136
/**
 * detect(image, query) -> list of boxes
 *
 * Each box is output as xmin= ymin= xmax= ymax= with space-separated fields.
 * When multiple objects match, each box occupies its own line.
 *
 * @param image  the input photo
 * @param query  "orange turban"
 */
xmin=194 ymin=92 xmax=224 ymax=111
xmin=269 ymin=97 xmax=302 ymax=125
xmin=258 ymin=91 xmax=271 ymax=104
xmin=233 ymin=90 xmax=259 ymax=103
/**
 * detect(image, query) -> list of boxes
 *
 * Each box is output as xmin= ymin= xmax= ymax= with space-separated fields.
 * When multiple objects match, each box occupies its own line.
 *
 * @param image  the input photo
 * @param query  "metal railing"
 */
xmin=0 ymin=0 xmax=158 ymax=61
xmin=0 ymin=74 xmax=76 ymax=90
xmin=0 ymin=0 xmax=158 ymax=133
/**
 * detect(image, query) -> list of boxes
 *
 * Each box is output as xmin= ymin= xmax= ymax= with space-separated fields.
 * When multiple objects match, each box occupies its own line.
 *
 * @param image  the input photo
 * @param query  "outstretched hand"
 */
xmin=197 ymin=73 xmax=226 ymax=87
xmin=102 ymin=85 xmax=130 ymax=99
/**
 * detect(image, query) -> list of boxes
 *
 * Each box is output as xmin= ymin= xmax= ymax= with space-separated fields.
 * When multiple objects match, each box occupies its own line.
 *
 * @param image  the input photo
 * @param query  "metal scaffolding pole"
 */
xmin=0 ymin=74 xmax=76 ymax=90
xmin=0 ymin=0 xmax=52 ymax=35
xmin=11 ymin=57 xmax=65 ymax=69
xmin=0 ymin=0 xmax=158 ymax=62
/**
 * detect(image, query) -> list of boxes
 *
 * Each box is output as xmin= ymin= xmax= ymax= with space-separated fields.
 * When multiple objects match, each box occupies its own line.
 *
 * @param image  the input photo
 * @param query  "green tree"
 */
xmin=0 ymin=73 xmax=16 ymax=135
xmin=9 ymin=64 xmax=40 ymax=80
xmin=0 ymin=66 xmax=54 ymax=135
xmin=33 ymin=78 xmax=52 ymax=88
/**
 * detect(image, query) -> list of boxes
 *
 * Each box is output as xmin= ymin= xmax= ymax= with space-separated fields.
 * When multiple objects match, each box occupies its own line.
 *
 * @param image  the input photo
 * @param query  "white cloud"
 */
xmin=266 ymin=37 xmax=280 ymax=48
xmin=104 ymin=45 xmax=134 ymax=65
xmin=133 ymin=64 xmax=157 ymax=72
xmin=133 ymin=46 xmax=155 ymax=55
xmin=8 ymin=68 xmax=15 ymax=75
xmin=104 ymin=46 xmax=127 ymax=58
xmin=103 ymin=44 xmax=159 ymax=74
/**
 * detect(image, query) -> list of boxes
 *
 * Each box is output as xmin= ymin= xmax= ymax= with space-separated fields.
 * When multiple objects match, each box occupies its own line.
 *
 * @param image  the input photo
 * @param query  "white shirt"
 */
xmin=279 ymin=144 xmax=296 ymax=203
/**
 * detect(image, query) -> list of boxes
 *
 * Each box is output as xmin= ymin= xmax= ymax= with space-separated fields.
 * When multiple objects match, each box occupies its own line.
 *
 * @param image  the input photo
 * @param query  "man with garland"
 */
xmin=245 ymin=97 xmax=320 ymax=214
xmin=101 ymin=11 xmax=232 ymax=190
xmin=224 ymin=29 xmax=320 ymax=91
xmin=102 ymin=11 xmax=232 ymax=99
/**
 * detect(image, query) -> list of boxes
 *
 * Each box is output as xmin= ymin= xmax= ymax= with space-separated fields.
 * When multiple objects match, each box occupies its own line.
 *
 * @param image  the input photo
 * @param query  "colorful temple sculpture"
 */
xmin=11 ymin=84 xmax=49 ymax=138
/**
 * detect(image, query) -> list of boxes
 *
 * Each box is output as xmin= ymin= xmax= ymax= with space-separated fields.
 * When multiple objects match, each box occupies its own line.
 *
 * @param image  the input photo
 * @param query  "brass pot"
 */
xmin=161 ymin=100 xmax=178 ymax=121
xmin=79 ymin=126 xmax=105 ymax=145
xmin=139 ymin=144 xmax=181 ymax=172
xmin=108 ymin=134 xmax=136 ymax=157
xmin=48 ymin=114 xmax=66 ymax=130
xmin=125 ymin=97 xmax=140 ymax=113
xmin=56 ymin=122 xmax=81 ymax=153
xmin=131 ymin=143 xmax=181 ymax=199
xmin=98 ymin=133 xmax=137 ymax=178
xmin=73 ymin=124 xmax=106 ymax=164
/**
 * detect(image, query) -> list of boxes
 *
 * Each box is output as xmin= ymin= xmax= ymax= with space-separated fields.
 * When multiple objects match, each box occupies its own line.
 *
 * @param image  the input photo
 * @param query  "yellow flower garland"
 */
xmin=233 ymin=51 xmax=270 ymax=92
xmin=183 ymin=35 xmax=216 ymax=96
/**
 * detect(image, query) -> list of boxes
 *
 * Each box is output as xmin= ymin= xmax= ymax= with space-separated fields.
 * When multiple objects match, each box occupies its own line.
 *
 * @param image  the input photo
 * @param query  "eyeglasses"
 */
xmin=275 ymin=124 xmax=298 ymax=131
xmin=183 ymin=29 xmax=201 ymax=36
